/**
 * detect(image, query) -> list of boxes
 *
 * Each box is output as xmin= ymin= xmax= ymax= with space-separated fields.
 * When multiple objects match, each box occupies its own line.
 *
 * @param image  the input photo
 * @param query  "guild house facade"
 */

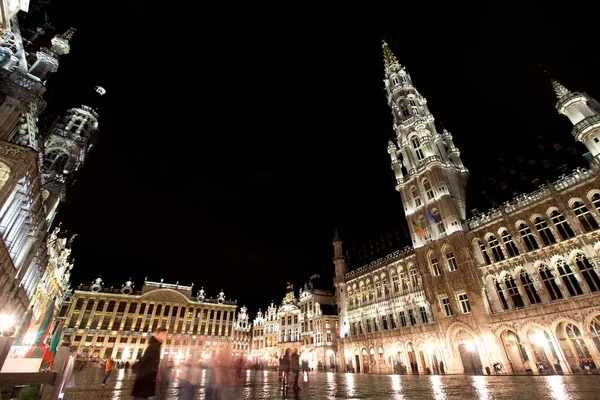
xmin=333 ymin=41 xmax=600 ymax=375
xmin=59 ymin=279 xmax=242 ymax=363
xmin=251 ymin=276 xmax=339 ymax=370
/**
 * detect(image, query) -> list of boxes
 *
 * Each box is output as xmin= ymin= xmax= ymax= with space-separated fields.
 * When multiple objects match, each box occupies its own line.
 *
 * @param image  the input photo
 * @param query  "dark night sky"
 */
xmin=21 ymin=2 xmax=600 ymax=314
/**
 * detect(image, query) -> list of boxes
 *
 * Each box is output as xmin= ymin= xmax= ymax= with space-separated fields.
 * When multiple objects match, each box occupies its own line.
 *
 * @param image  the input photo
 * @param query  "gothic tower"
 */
xmin=552 ymin=77 xmax=600 ymax=167
xmin=383 ymin=40 xmax=469 ymax=248
xmin=332 ymin=229 xmax=349 ymax=337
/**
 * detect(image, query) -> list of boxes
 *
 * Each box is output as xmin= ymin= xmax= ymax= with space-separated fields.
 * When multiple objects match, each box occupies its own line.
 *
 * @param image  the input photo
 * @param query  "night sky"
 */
xmin=21 ymin=2 xmax=600 ymax=314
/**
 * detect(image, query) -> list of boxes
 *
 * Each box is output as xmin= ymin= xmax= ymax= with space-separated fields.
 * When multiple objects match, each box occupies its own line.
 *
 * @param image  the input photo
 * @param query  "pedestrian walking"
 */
xmin=281 ymin=349 xmax=291 ymax=389
xmin=291 ymin=348 xmax=301 ymax=391
xmin=131 ymin=327 xmax=167 ymax=400
xmin=101 ymin=357 xmax=113 ymax=386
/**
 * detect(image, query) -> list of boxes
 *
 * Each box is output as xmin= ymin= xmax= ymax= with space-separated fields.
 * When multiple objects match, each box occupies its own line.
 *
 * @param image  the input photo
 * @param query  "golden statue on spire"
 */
xmin=286 ymin=282 xmax=293 ymax=290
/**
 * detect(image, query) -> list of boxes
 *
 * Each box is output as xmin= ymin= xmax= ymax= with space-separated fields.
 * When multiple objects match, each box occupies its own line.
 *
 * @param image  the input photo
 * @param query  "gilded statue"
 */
xmin=286 ymin=282 xmax=293 ymax=290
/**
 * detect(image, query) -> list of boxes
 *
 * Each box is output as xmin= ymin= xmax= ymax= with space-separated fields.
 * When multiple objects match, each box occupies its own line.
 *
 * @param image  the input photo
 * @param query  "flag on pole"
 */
xmin=426 ymin=209 xmax=439 ymax=223
xmin=411 ymin=219 xmax=427 ymax=238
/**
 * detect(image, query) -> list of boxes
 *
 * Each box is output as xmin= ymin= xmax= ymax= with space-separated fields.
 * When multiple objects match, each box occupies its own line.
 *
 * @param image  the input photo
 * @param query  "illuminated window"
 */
xmin=534 ymin=217 xmax=556 ymax=246
xmin=430 ymin=257 xmax=441 ymax=276
xmin=494 ymin=279 xmax=509 ymax=310
xmin=519 ymin=271 xmax=541 ymax=304
xmin=573 ymin=201 xmax=599 ymax=232
xmin=399 ymin=311 xmax=407 ymax=327
xmin=391 ymin=274 xmax=399 ymax=292
xmin=518 ymin=223 xmax=539 ymax=251
xmin=440 ymin=297 xmax=453 ymax=317
xmin=409 ymin=269 xmax=420 ymax=288
xmin=505 ymin=275 xmax=524 ymax=308
xmin=574 ymin=253 xmax=600 ymax=293
xmin=457 ymin=293 xmax=471 ymax=314
xmin=411 ymin=137 xmax=424 ymax=161
xmin=476 ymin=239 xmax=491 ymax=265
xmin=501 ymin=230 xmax=519 ymax=257
xmin=411 ymin=186 xmax=421 ymax=207
xmin=423 ymin=179 xmax=434 ymax=200
xmin=408 ymin=309 xmax=417 ymax=325
xmin=551 ymin=210 xmax=575 ymax=240
xmin=400 ymin=101 xmax=409 ymax=118
xmin=446 ymin=251 xmax=458 ymax=272
xmin=488 ymin=235 xmax=505 ymax=262
xmin=556 ymin=259 xmax=583 ymax=297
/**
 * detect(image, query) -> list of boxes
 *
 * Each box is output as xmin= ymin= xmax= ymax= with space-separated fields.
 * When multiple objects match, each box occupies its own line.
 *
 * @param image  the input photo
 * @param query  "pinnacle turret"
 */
xmin=382 ymin=40 xmax=400 ymax=72
xmin=551 ymin=79 xmax=571 ymax=99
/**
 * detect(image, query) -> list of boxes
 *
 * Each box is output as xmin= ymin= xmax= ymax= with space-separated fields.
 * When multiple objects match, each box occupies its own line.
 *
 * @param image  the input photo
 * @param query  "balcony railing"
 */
xmin=553 ymin=168 xmax=595 ymax=191
xmin=572 ymin=114 xmax=600 ymax=138
xmin=345 ymin=247 xmax=415 ymax=279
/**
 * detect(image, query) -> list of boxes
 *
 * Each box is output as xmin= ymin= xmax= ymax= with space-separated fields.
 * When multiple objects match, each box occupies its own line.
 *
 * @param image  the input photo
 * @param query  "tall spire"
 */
xmin=333 ymin=228 xmax=340 ymax=241
xmin=551 ymin=78 xmax=571 ymax=99
xmin=382 ymin=40 xmax=400 ymax=72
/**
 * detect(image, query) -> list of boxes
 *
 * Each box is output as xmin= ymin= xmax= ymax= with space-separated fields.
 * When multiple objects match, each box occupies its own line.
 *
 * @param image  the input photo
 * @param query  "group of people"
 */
xmin=278 ymin=348 xmax=301 ymax=391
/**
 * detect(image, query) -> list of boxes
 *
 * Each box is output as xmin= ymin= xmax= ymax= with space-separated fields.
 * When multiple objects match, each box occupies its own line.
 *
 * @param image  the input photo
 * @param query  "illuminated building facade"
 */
xmin=0 ymin=1 xmax=100 ymax=322
xmin=232 ymin=305 xmax=251 ymax=356
xmin=251 ymin=278 xmax=339 ymax=370
xmin=334 ymin=41 xmax=600 ymax=375
xmin=59 ymin=280 xmax=238 ymax=363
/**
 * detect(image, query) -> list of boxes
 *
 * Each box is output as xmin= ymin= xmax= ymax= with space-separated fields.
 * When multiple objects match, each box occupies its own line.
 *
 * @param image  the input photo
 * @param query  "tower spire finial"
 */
xmin=334 ymin=228 xmax=340 ymax=241
xmin=543 ymin=68 xmax=571 ymax=99
xmin=382 ymin=40 xmax=400 ymax=72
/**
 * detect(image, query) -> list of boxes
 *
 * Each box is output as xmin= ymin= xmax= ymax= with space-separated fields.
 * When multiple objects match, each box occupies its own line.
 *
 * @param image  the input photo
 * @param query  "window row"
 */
xmin=349 ymin=305 xmax=433 ymax=336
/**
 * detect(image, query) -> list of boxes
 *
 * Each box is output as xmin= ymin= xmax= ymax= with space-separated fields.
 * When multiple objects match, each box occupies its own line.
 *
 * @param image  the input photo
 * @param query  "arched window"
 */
xmin=411 ymin=137 xmax=424 ymax=161
xmin=400 ymin=101 xmax=409 ymax=118
xmin=590 ymin=316 xmax=600 ymax=353
xmin=430 ymin=256 xmax=441 ymax=276
xmin=488 ymin=235 xmax=505 ymax=262
xmin=572 ymin=201 xmax=599 ymax=232
xmin=591 ymin=193 xmax=600 ymax=212
xmin=432 ymin=209 xmax=444 ymax=234
xmin=375 ymin=278 xmax=382 ymax=298
xmin=476 ymin=239 xmax=491 ymax=265
xmin=44 ymin=148 xmax=70 ymax=173
xmin=445 ymin=249 xmax=458 ymax=272
xmin=550 ymin=210 xmax=575 ymax=240
xmin=399 ymin=272 xmax=408 ymax=291
xmin=538 ymin=264 xmax=563 ymax=301
xmin=518 ymin=223 xmax=539 ymax=251
xmin=392 ymin=76 xmax=399 ymax=86
xmin=367 ymin=281 xmax=374 ymax=300
xmin=501 ymin=230 xmax=519 ymax=257
xmin=411 ymin=186 xmax=421 ymax=208
xmin=519 ymin=270 xmax=541 ymax=304
xmin=534 ymin=217 xmax=556 ymax=246
xmin=566 ymin=324 xmax=593 ymax=364
xmin=505 ymin=275 xmax=524 ymax=308
xmin=409 ymin=269 xmax=420 ymax=288
xmin=360 ymin=283 xmax=367 ymax=302
xmin=391 ymin=272 xmax=399 ymax=292
xmin=494 ymin=279 xmax=509 ymax=310
xmin=382 ymin=276 xmax=389 ymax=296
xmin=423 ymin=179 xmax=434 ymax=200
xmin=574 ymin=253 xmax=600 ymax=293
xmin=556 ymin=259 xmax=583 ymax=297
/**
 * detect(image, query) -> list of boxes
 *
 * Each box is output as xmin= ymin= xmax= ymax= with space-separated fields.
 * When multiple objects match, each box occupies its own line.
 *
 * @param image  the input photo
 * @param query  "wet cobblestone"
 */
xmin=63 ymin=367 xmax=600 ymax=399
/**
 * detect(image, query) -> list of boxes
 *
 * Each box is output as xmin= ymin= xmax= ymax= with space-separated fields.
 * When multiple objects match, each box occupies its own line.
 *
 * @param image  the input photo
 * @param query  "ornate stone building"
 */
xmin=333 ymin=40 xmax=600 ymax=375
xmin=251 ymin=277 xmax=339 ymax=370
xmin=232 ymin=305 xmax=251 ymax=357
xmin=59 ymin=280 xmax=239 ymax=363
xmin=0 ymin=1 xmax=100 ymax=322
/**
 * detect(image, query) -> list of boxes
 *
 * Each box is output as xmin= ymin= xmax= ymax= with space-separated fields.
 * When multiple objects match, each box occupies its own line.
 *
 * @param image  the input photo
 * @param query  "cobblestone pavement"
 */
xmin=63 ymin=367 xmax=600 ymax=399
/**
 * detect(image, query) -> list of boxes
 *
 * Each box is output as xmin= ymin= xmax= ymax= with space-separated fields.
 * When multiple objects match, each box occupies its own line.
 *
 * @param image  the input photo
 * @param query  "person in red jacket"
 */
xmin=101 ymin=357 xmax=114 ymax=386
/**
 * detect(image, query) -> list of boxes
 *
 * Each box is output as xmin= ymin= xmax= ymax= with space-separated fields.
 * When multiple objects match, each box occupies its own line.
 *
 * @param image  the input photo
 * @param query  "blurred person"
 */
xmin=131 ymin=326 xmax=167 ymax=400
xmin=101 ymin=356 xmax=113 ymax=386
xmin=281 ymin=349 xmax=291 ymax=389
xmin=235 ymin=357 xmax=243 ymax=381
xmin=179 ymin=359 xmax=193 ymax=400
xmin=291 ymin=348 xmax=301 ymax=391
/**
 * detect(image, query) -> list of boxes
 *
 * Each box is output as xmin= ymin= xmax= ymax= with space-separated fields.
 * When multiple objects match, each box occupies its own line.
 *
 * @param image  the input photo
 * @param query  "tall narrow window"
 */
xmin=590 ymin=316 xmax=600 ymax=353
xmin=366 ymin=319 xmax=371 ymax=333
xmin=574 ymin=254 xmax=600 ymax=293
xmin=573 ymin=201 xmax=599 ymax=232
xmin=501 ymin=230 xmax=519 ymax=257
xmin=534 ymin=217 xmax=556 ymax=246
xmin=446 ymin=251 xmax=458 ymax=272
xmin=399 ymin=311 xmax=407 ymax=327
xmin=389 ymin=314 xmax=396 ymax=329
xmin=392 ymin=274 xmax=399 ymax=292
xmin=519 ymin=271 xmax=541 ymax=304
xmin=488 ymin=235 xmax=505 ymax=262
xmin=411 ymin=186 xmax=421 ymax=208
xmin=400 ymin=272 xmax=408 ymax=290
xmin=375 ymin=280 xmax=382 ymax=298
xmin=433 ymin=209 xmax=445 ymax=233
xmin=458 ymin=293 xmax=471 ymax=314
xmin=556 ymin=260 xmax=583 ymax=297
xmin=440 ymin=297 xmax=453 ymax=317
xmin=477 ymin=239 xmax=491 ymax=265
xmin=400 ymin=102 xmax=409 ymax=118
xmin=505 ymin=275 xmax=524 ymax=308
xmin=423 ymin=179 xmax=434 ymax=200
xmin=410 ymin=269 xmax=420 ymax=288
xmin=518 ymin=223 xmax=539 ymax=251
xmin=419 ymin=306 xmax=429 ymax=324
xmin=495 ymin=279 xmax=510 ymax=310
xmin=411 ymin=137 xmax=425 ymax=161
xmin=539 ymin=264 xmax=563 ymax=300
xmin=392 ymin=76 xmax=399 ymax=86
xmin=550 ymin=210 xmax=575 ymax=240
xmin=408 ymin=309 xmax=417 ymax=325
xmin=431 ymin=257 xmax=441 ymax=276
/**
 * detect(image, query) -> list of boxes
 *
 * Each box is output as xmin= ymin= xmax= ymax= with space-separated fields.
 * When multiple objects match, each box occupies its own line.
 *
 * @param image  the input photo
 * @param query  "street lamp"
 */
xmin=465 ymin=341 xmax=477 ymax=375
xmin=0 ymin=314 xmax=15 ymax=337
